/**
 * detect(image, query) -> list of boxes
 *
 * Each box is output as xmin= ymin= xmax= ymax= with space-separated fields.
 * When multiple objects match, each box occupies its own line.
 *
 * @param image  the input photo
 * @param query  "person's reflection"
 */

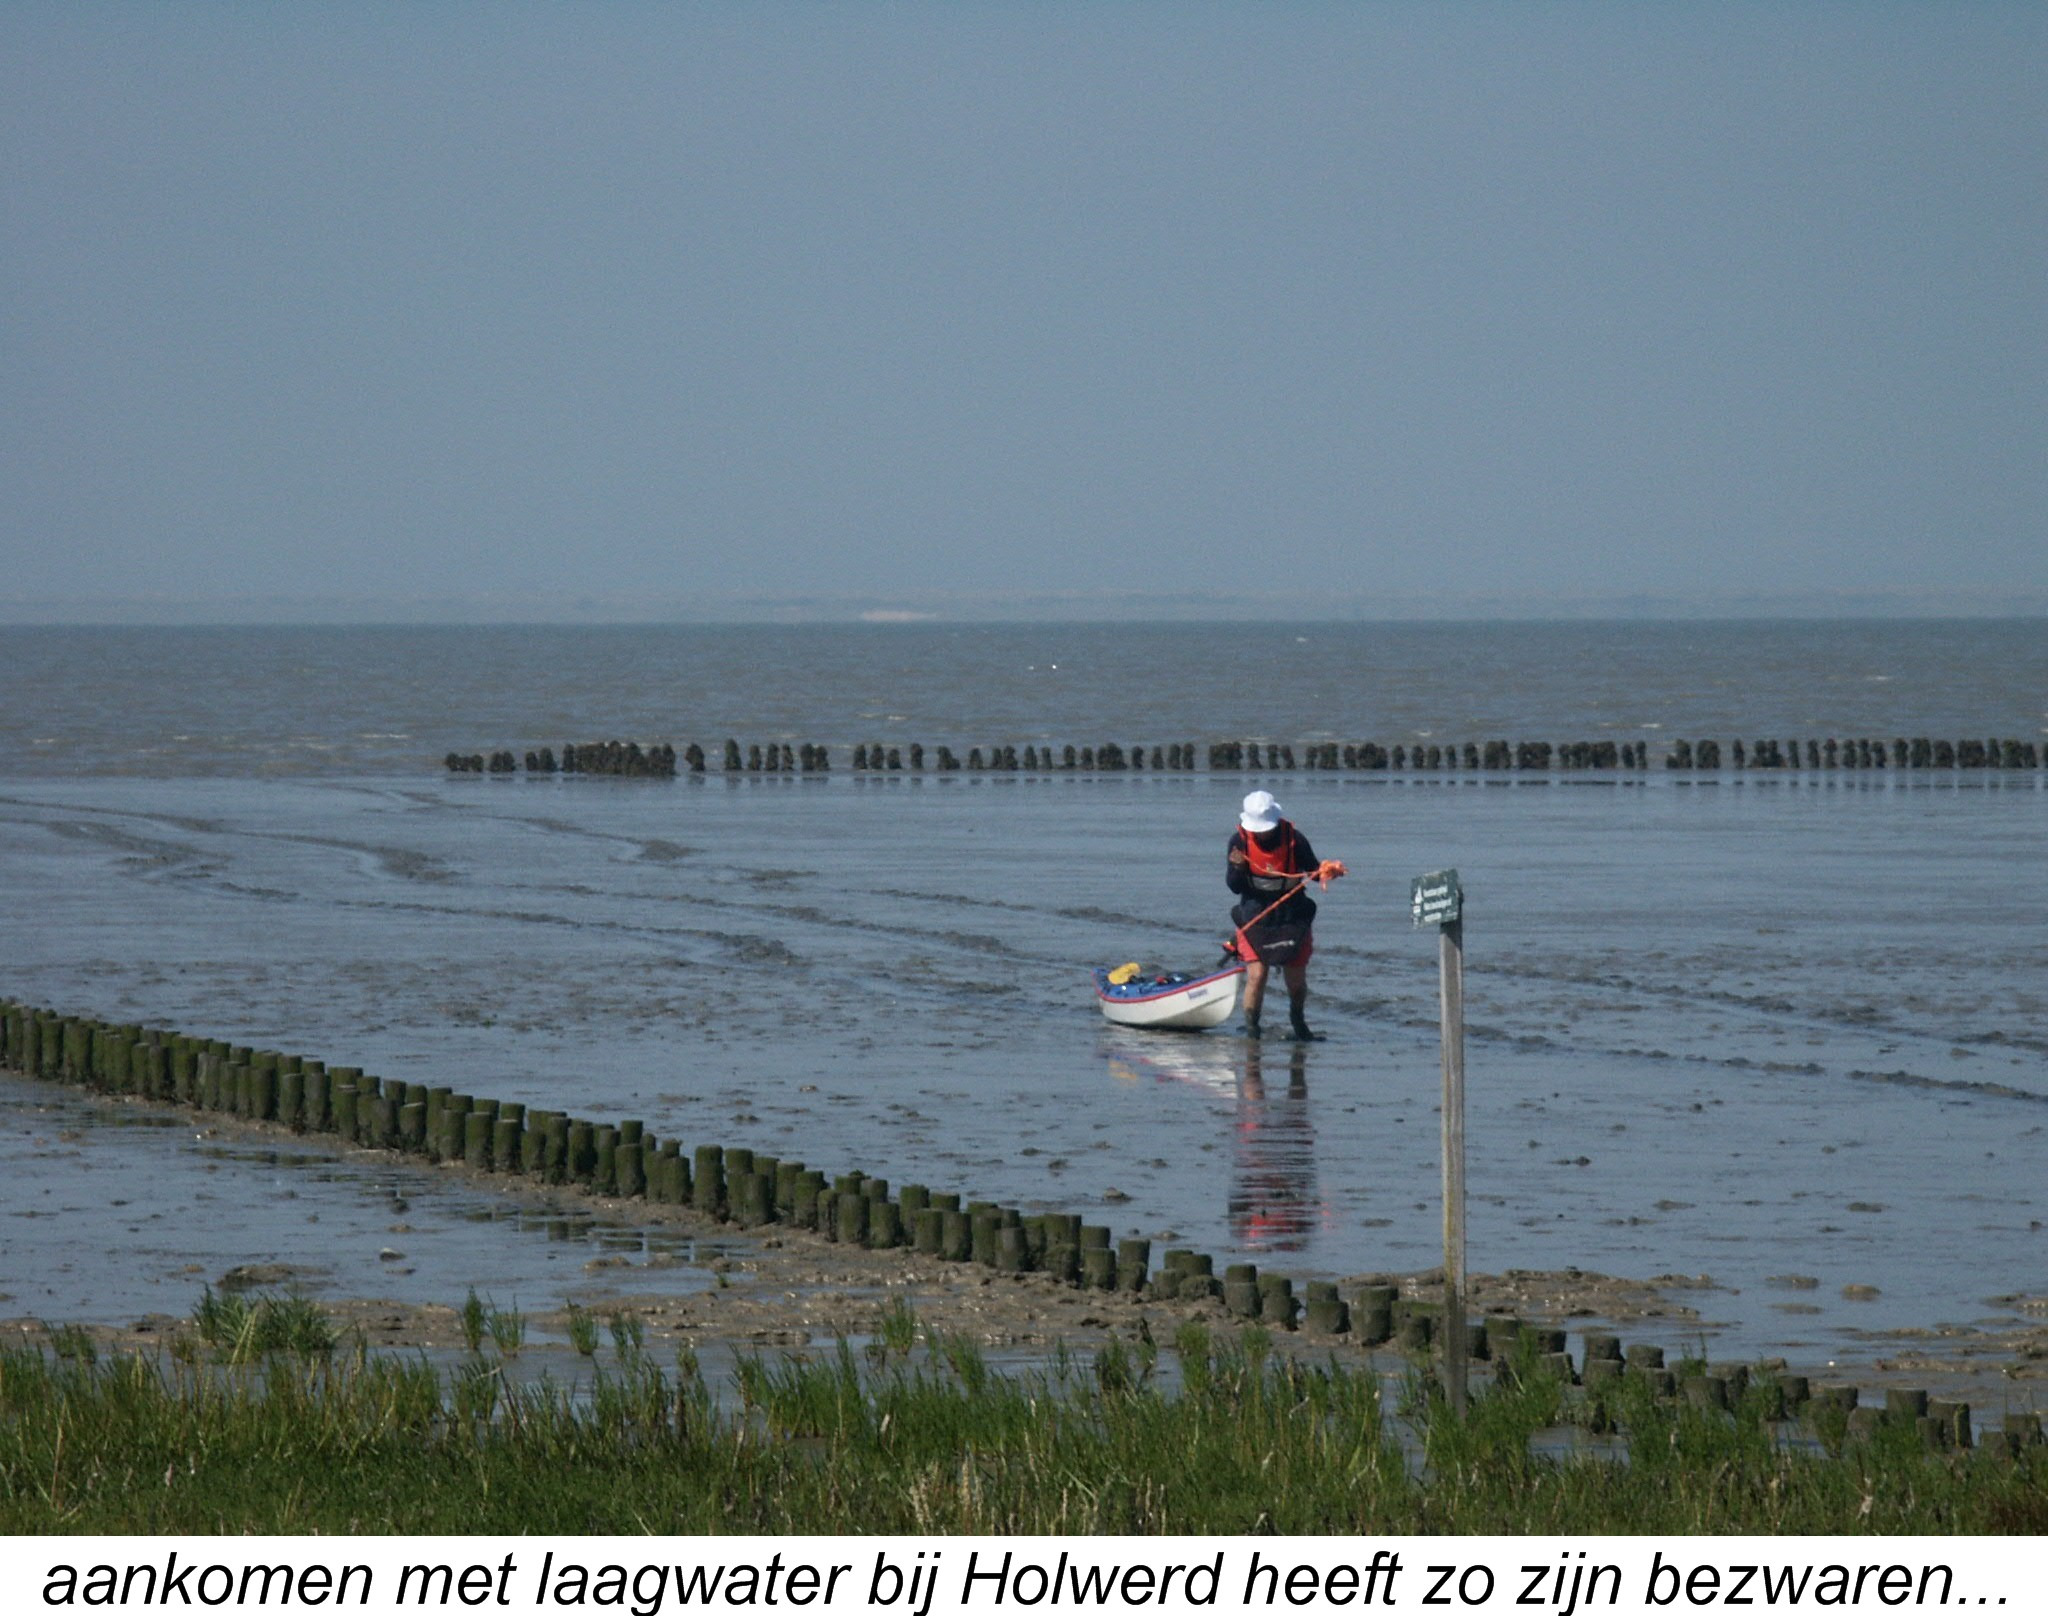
xmin=1228 ymin=1039 xmax=1321 ymax=1250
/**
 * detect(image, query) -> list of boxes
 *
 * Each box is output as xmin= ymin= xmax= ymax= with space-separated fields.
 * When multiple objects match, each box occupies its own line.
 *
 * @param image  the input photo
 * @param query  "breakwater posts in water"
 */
xmin=443 ymin=744 xmax=684 ymax=777
xmin=3 ymin=995 xmax=2044 ymax=1458
xmin=445 ymin=736 xmax=2046 ymax=777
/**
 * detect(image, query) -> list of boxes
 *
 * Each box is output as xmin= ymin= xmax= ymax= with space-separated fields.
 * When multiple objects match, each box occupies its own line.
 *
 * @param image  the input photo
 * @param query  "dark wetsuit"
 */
xmin=1226 ymin=822 xmax=1319 ymax=965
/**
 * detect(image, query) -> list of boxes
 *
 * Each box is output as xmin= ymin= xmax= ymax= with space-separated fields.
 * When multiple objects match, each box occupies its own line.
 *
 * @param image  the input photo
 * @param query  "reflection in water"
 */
xmin=1231 ymin=1040 xmax=1321 ymax=1252
xmin=1101 ymin=1032 xmax=1325 ymax=1254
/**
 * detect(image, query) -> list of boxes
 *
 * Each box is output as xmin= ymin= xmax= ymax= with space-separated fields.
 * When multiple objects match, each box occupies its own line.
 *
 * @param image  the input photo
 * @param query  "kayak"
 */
xmin=1093 ymin=961 xmax=1246 ymax=1030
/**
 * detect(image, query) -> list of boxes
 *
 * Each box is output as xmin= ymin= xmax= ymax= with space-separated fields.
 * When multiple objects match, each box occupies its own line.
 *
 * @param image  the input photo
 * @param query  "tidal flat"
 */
xmin=3 ymin=767 xmax=2044 ymax=1386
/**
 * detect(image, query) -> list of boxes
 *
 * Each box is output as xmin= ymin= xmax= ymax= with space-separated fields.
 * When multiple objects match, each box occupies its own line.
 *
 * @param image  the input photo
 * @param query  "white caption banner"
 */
xmin=4 ymin=1535 xmax=2033 ymax=1616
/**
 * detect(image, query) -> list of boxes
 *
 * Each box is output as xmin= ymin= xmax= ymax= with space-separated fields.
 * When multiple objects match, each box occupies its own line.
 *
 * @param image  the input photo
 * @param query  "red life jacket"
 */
xmin=1242 ymin=821 xmax=1302 ymax=895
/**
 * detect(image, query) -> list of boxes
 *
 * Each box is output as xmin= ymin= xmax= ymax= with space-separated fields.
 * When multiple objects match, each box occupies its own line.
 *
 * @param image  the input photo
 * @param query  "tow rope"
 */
xmin=1227 ymin=859 xmax=1348 ymax=961
xmin=1105 ymin=859 xmax=1349 ymax=983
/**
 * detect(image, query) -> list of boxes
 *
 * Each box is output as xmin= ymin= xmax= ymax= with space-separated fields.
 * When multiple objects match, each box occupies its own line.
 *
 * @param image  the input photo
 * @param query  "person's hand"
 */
xmin=1228 ymin=848 xmax=1247 ymax=867
xmin=1314 ymin=859 xmax=1348 ymax=888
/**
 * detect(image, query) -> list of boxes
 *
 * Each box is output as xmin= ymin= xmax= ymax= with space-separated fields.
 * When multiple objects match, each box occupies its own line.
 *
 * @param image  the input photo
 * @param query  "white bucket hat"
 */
xmin=1239 ymin=790 xmax=1283 ymax=833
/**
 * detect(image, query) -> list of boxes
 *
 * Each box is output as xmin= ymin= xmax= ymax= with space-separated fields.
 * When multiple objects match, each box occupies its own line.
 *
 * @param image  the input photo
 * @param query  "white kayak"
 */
xmin=1093 ymin=962 xmax=1246 ymax=1030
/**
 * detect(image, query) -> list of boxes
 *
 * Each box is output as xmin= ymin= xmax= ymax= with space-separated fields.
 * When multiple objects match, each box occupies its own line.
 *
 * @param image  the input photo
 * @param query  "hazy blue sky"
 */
xmin=4 ymin=4 xmax=2042 ymax=621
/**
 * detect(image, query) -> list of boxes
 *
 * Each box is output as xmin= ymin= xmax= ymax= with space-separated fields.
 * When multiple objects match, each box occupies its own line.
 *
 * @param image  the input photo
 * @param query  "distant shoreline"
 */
xmin=4 ymin=600 xmax=2044 ymax=628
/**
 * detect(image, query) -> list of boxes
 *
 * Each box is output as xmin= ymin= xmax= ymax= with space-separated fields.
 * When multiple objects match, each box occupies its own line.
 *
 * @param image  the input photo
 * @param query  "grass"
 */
xmin=459 ymin=1290 xmax=526 ymax=1357
xmin=42 ymin=1324 xmax=98 ymax=1366
xmin=459 ymin=1290 xmax=488 ymax=1354
xmin=607 ymin=1309 xmax=644 ymax=1361
xmin=876 ymin=1295 xmax=919 ymax=1357
xmin=487 ymin=1300 xmax=526 ymax=1357
xmin=190 ymin=1288 xmax=337 ymax=1362
xmin=1 ymin=1312 xmax=2042 ymax=1534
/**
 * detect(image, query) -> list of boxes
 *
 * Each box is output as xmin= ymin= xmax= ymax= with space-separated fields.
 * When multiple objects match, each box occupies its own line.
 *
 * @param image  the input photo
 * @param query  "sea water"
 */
xmin=1 ymin=621 xmax=2042 ymax=1368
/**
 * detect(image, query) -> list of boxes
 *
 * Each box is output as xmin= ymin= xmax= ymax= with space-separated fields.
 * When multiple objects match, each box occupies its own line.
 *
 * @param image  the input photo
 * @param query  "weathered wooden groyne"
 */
xmin=2 ymin=996 xmax=2038 ymax=1456
xmin=446 ymin=735 xmax=2045 ymax=776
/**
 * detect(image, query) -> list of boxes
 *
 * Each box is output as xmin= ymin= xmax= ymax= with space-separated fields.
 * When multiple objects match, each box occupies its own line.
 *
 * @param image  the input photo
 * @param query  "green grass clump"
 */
xmin=459 ymin=1291 xmax=526 ymax=1357
xmin=876 ymin=1296 xmax=919 ymax=1357
xmin=191 ymin=1288 xmax=336 ymax=1362
xmin=42 ymin=1324 xmax=98 ymax=1366
xmin=487 ymin=1301 xmax=526 ymax=1357
xmin=564 ymin=1302 xmax=599 ymax=1357
xmin=606 ymin=1309 xmax=643 ymax=1361
xmin=0 ymin=1323 xmax=2041 ymax=1535
xmin=458 ymin=1290 xmax=488 ymax=1354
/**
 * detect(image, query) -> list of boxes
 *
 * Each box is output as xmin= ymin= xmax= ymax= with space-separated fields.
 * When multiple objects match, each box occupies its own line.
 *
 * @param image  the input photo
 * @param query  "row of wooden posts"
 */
xmin=2 ymin=997 xmax=2038 ymax=1454
xmin=445 ymin=735 xmax=2047 ymax=776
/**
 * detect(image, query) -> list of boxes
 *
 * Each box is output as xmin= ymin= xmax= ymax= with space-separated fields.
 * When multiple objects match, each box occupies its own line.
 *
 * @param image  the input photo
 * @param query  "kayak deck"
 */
xmin=1093 ymin=962 xmax=1245 ymax=1030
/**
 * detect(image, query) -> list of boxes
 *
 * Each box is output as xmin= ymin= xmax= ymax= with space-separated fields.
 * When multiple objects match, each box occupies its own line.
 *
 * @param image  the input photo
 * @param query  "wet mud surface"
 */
xmin=1 ymin=772 xmax=2044 ymax=1398
xmin=5 ymin=1077 xmax=2046 ymax=1408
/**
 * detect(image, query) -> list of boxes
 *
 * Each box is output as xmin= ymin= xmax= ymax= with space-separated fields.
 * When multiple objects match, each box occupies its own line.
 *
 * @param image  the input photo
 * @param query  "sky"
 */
xmin=3 ymin=3 xmax=2042 ymax=622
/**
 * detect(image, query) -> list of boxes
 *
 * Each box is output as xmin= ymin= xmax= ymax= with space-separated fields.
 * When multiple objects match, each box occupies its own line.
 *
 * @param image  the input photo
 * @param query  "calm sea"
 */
xmin=4 ymin=619 xmax=2044 ymax=777
xmin=1 ymin=620 xmax=2043 ymax=1366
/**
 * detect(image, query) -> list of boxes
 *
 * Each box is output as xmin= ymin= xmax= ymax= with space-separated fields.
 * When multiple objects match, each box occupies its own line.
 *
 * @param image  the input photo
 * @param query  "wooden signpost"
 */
xmin=1412 ymin=868 xmax=1467 ymax=1415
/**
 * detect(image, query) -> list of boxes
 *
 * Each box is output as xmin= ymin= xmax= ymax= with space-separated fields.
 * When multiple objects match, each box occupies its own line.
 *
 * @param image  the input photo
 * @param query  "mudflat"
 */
xmin=6 ymin=1074 xmax=2043 ymax=1411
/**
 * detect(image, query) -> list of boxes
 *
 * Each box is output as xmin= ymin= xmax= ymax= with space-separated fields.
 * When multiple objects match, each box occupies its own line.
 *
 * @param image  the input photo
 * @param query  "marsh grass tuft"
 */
xmin=459 ymin=1290 xmax=488 ymax=1354
xmin=461 ymin=1292 xmax=525 ymax=1356
xmin=936 ymin=1332 xmax=989 ymax=1395
xmin=877 ymin=1297 xmax=919 ymax=1357
xmin=487 ymin=1300 xmax=526 ymax=1357
xmin=43 ymin=1324 xmax=97 ymax=1365
xmin=564 ymin=1303 xmax=598 ymax=1357
xmin=1092 ymin=1340 xmax=1139 ymax=1396
xmin=192 ymin=1288 xmax=335 ymax=1362
xmin=192 ymin=1286 xmax=247 ymax=1347
xmin=453 ymin=1358 xmax=502 ymax=1425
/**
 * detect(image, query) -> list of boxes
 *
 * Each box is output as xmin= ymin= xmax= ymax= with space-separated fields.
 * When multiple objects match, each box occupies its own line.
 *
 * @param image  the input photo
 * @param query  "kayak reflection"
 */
xmin=1099 ymin=1033 xmax=1324 ymax=1254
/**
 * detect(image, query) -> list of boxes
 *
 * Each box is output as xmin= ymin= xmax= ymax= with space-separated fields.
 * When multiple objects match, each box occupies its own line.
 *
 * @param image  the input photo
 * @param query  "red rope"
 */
xmin=1227 ymin=861 xmax=1347 ymax=960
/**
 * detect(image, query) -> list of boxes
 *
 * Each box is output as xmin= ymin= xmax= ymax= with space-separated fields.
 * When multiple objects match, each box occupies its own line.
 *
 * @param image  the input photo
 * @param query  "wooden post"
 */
xmin=1412 ymin=866 xmax=1468 ymax=1417
xmin=1439 ymin=914 xmax=1468 ymax=1417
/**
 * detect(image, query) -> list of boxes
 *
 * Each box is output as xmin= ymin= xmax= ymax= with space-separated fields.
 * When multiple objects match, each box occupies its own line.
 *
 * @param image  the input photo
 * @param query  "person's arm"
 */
xmin=1225 ymin=831 xmax=1253 ymax=895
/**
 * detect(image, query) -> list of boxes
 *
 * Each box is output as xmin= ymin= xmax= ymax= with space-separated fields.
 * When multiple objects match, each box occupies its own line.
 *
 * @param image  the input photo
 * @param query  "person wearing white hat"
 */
xmin=1226 ymin=789 xmax=1346 ymax=1039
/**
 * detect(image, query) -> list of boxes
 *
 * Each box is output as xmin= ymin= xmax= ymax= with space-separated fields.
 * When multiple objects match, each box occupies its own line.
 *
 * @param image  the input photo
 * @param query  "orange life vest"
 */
xmin=1242 ymin=822 xmax=1302 ymax=895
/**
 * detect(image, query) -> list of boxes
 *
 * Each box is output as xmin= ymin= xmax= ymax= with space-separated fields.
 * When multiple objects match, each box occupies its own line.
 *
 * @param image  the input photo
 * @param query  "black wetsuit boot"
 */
xmin=1242 ymin=1007 xmax=1262 ymax=1039
xmin=1288 ymin=999 xmax=1321 ymax=1041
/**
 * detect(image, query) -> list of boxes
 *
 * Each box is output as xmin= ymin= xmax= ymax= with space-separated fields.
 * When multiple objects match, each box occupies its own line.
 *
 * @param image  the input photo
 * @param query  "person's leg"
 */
xmin=1241 ymin=959 xmax=1268 ymax=1036
xmin=1283 ymin=958 xmax=1319 ymax=1040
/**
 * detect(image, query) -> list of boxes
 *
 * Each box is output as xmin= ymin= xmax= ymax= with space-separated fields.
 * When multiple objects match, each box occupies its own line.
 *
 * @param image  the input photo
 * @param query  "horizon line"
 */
xmin=4 ymin=610 xmax=2045 ymax=630
xmin=4 ymin=586 xmax=2046 ymax=628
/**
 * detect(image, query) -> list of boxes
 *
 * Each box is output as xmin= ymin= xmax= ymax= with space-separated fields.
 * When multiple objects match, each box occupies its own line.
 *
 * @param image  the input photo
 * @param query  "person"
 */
xmin=1226 ymin=790 xmax=1345 ymax=1040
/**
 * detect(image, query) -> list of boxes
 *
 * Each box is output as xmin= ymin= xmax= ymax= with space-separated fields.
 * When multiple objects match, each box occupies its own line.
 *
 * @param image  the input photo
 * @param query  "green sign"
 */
xmin=1411 ymin=868 xmax=1462 ymax=927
